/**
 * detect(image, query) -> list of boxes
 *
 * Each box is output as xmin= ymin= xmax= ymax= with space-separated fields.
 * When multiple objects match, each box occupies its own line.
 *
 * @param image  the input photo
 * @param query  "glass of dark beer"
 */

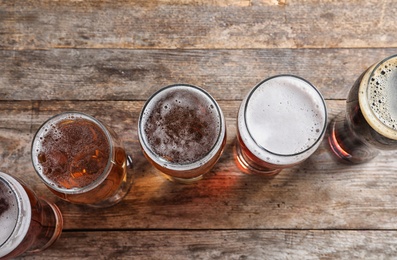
xmin=138 ymin=84 xmax=227 ymax=183
xmin=329 ymin=54 xmax=397 ymax=163
xmin=0 ymin=172 xmax=63 ymax=259
xmin=31 ymin=112 xmax=133 ymax=207
xmin=235 ymin=75 xmax=328 ymax=175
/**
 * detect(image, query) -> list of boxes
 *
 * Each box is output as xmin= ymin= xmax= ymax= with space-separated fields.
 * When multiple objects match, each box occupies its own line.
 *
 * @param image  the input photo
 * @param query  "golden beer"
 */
xmin=32 ymin=112 xmax=132 ymax=207
xmin=0 ymin=172 xmax=63 ymax=259
xmin=138 ymin=84 xmax=226 ymax=183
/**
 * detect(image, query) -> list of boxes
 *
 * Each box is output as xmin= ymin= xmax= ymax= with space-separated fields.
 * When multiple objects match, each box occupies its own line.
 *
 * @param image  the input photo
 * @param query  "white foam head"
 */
xmin=238 ymin=75 xmax=327 ymax=165
xmin=0 ymin=172 xmax=31 ymax=258
xmin=360 ymin=54 xmax=397 ymax=140
xmin=138 ymin=84 xmax=226 ymax=171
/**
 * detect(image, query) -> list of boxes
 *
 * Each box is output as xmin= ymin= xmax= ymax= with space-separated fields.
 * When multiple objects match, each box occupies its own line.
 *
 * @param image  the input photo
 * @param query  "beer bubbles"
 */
xmin=138 ymin=84 xmax=226 ymax=183
xmin=329 ymin=54 xmax=397 ymax=163
xmin=236 ymin=75 xmax=327 ymax=175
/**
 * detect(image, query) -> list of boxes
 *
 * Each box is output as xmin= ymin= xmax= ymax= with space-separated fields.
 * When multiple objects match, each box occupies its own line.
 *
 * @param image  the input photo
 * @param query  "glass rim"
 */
xmin=360 ymin=54 xmax=397 ymax=140
xmin=138 ymin=83 xmax=226 ymax=170
xmin=0 ymin=172 xmax=31 ymax=258
xmin=243 ymin=74 xmax=328 ymax=157
xmin=31 ymin=111 xmax=113 ymax=194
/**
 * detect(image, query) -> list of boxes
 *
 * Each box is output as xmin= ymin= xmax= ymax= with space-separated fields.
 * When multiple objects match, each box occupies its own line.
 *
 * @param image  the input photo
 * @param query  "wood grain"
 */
xmin=2 ymin=100 xmax=397 ymax=231
xmin=18 ymin=230 xmax=397 ymax=259
xmin=1 ymin=0 xmax=396 ymax=50
xmin=2 ymin=1 xmax=397 ymax=258
xmin=1 ymin=48 xmax=397 ymax=101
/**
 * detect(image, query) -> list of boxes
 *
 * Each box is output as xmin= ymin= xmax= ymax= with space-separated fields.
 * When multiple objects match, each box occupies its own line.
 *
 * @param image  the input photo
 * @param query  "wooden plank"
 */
xmin=2 ymin=100 xmax=397 ymax=230
xmin=17 ymin=230 xmax=397 ymax=259
xmin=1 ymin=48 xmax=397 ymax=101
xmin=1 ymin=0 xmax=396 ymax=50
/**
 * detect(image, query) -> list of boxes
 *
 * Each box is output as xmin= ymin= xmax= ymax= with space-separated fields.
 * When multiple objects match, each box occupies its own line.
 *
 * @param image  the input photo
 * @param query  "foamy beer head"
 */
xmin=138 ymin=84 xmax=226 ymax=181
xmin=32 ymin=112 xmax=113 ymax=194
xmin=359 ymin=54 xmax=397 ymax=140
xmin=0 ymin=172 xmax=31 ymax=258
xmin=238 ymin=75 xmax=327 ymax=167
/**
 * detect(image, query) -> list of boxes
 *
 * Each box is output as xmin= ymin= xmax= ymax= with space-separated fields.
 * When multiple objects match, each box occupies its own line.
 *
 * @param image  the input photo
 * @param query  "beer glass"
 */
xmin=329 ymin=54 xmax=397 ymax=163
xmin=235 ymin=75 xmax=327 ymax=175
xmin=0 ymin=172 xmax=63 ymax=259
xmin=138 ymin=84 xmax=227 ymax=183
xmin=31 ymin=112 xmax=133 ymax=207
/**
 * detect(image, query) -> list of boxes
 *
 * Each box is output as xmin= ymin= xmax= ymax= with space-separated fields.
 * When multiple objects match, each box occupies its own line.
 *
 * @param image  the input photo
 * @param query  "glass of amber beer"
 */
xmin=235 ymin=75 xmax=327 ymax=175
xmin=138 ymin=84 xmax=227 ymax=183
xmin=0 ymin=172 xmax=63 ymax=259
xmin=31 ymin=112 xmax=133 ymax=207
xmin=329 ymin=54 xmax=397 ymax=163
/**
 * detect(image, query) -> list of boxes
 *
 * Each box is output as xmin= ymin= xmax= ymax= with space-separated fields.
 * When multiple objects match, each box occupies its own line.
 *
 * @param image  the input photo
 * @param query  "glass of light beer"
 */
xmin=31 ymin=112 xmax=133 ymax=207
xmin=0 ymin=172 xmax=63 ymax=259
xmin=329 ymin=54 xmax=397 ymax=163
xmin=235 ymin=75 xmax=327 ymax=175
xmin=138 ymin=84 xmax=227 ymax=183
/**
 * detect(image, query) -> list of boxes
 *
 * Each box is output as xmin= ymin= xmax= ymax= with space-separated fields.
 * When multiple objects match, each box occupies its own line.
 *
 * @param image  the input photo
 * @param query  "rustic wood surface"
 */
xmin=1 ymin=0 xmax=397 ymax=259
xmin=21 ymin=230 xmax=397 ymax=259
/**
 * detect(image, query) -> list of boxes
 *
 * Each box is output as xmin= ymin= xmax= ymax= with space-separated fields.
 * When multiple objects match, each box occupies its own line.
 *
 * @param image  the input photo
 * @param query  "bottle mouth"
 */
xmin=138 ymin=84 xmax=226 ymax=171
xmin=31 ymin=112 xmax=113 ymax=194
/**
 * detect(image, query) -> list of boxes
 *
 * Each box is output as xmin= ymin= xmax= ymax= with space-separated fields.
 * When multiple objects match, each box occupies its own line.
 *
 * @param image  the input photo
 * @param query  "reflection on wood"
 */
xmin=2 ymin=100 xmax=397 ymax=231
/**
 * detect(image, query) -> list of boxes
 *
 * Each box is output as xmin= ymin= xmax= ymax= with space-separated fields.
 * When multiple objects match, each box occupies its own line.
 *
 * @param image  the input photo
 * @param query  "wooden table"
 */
xmin=2 ymin=0 xmax=397 ymax=259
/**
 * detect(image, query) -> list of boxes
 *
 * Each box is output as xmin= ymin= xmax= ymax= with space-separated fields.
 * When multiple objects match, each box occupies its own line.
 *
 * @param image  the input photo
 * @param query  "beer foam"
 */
xmin=32 ymin=113 xmax=111 ymax=193
xmin=238 ymin=75 xmax=327 ymax=165
xmin=367 ymin=57 xmax=397 ymax=132
xmin=139 ymin=85 xmax=224 ymax=170
xmin=0 ymin=177 xmax=18 ymax=247
xmin=0 ymin=173 xmax=31 ymax=257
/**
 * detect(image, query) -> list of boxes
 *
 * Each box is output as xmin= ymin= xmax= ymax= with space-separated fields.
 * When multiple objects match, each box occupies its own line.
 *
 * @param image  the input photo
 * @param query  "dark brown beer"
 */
xmin=0 ymin=172 xmax=62 ymax=259
xmin=32 ymin=112 xmax=131 ymax=207
xmin=328 ymin=54 xmax=397 ymax=163
xmin=139 ymin=84 xmax=226 ymax=182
